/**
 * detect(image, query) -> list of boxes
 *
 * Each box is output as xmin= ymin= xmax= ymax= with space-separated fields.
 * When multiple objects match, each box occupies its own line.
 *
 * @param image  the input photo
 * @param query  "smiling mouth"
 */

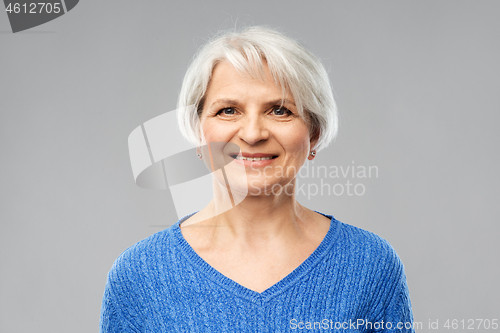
xmin=230 ymin=155 xmax=278 ymax=161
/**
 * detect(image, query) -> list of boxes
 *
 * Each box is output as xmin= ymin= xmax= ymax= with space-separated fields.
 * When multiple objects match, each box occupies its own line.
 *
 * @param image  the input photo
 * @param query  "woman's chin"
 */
xmin=246 ymin=181 xmax=295 ymax=198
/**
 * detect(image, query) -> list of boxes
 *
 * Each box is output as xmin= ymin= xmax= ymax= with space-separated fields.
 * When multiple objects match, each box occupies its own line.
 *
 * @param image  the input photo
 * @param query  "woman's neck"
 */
xmin=182 ymin=177 xmax=325 ymax=251
xmin=218 ymin=195 xmax=304 ymax=236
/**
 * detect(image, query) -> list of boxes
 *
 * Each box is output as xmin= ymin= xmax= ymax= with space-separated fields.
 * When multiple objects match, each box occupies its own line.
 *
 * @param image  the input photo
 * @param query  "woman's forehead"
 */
xmin=206 ymin=61 xmax=295 ymax=104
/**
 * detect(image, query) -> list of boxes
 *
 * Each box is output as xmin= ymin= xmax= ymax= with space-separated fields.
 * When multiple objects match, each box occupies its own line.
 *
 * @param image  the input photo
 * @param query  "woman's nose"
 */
xmin=237 ymin=116 xmax=269 ymax=145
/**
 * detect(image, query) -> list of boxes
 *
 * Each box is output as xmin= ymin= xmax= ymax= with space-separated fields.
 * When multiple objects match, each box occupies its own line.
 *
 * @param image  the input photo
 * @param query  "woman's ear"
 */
xmin=308 ymin=128 xmax=320 ymax=161
xmin=310 ymin=128 xmax=320 ymax=150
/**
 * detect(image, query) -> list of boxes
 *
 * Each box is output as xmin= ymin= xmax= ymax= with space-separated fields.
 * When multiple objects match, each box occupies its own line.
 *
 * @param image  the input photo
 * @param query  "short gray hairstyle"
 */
xmin=177 ymin=26 xmax=338 ymax=151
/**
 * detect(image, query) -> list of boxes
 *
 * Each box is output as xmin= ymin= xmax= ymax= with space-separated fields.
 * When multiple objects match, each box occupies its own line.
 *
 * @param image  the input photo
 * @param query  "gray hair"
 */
xmin=177 ymin=26 xmax=338 ymax=151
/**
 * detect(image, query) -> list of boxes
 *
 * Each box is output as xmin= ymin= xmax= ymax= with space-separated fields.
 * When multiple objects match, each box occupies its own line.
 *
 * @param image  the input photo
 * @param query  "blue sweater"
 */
xmin=100 ymin=213 xmax=414 ymax=332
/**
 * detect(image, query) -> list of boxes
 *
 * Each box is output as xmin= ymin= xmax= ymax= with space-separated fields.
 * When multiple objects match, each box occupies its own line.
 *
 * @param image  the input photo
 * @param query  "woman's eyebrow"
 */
xmin=266 ymin=99 xmax=296 ymax=107
xmin=209 ymin=98 xmax=296 ymax=108
xmin=209 ymin=99 xmax=240 ymax=108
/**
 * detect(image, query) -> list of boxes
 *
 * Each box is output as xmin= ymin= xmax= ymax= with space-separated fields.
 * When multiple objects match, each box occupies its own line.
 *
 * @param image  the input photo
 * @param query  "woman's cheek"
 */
xmin=206 ymin=123 xmax=237 ymax=142
xmin=286 ymin=131 xmax=311 ymax=152
xmin=201 ymin=122 xmax=220 ymax=141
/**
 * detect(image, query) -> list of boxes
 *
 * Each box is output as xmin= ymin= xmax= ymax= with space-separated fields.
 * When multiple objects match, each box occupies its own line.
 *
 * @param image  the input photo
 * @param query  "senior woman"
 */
xmin=100 ymin=26 xmax=414 ymax=332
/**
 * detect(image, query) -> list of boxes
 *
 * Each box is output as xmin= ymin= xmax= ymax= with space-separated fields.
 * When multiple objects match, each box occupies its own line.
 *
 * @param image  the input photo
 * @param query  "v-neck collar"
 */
xmin=170 ymin=211 xmax=341 ymax=303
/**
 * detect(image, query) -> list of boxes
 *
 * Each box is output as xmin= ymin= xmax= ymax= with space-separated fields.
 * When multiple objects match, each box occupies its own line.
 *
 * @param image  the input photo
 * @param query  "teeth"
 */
xmin=235 ymin=156 xmax=274 ymax=161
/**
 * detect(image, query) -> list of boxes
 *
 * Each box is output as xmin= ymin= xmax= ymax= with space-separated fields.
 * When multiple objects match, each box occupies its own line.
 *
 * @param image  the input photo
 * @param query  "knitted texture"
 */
xmin=100 ymin=213 xmax=414 ymax=332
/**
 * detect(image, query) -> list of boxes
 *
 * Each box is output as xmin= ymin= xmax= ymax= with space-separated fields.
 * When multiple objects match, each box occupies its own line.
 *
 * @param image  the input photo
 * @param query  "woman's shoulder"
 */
xmin=332 ymin=217 xmax=404 ymax=270
xmin=327 ymin=218 xmax=408 ymax=295
xmin=107 ymin=221 xmax=181 ymax=280
xmin=328 ymin=218 xmax=412 ymax=318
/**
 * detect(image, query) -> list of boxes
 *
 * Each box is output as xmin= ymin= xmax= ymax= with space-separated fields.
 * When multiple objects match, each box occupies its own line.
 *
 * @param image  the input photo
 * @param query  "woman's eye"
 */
xmin=217 ymin=107 xmax=236 ymax=116
xmin=272 ymin=107 xmax=291 ymax=116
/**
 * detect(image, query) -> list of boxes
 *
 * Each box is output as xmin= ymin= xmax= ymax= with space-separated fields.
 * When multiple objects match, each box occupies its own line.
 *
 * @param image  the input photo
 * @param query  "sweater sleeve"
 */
xmin=99 ymin=282 xmax=120 ymax=332
xmin=381 ymin=267 xmax=414 ymax=333
xmin=99 ymin=264 xmax=139 ymax=333
xmin=99 ymin=276 xmax=128 ymax=333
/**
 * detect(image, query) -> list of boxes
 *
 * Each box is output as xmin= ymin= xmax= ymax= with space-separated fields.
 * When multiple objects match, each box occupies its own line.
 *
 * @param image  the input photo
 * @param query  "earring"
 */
xmin=310 ymin=150 xmax=316 ymax=157
xmin=197 ymin=153 xmax=202 ymax=159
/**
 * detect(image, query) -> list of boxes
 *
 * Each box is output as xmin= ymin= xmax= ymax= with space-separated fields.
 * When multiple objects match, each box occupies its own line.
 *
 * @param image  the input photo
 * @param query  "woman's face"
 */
xmin=199 ymin=60 xmax=317 ymax=197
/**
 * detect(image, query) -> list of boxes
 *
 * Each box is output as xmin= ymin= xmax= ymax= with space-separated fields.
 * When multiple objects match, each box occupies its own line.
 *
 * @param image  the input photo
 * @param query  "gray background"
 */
xmin=1 ymin=1 xmax=499 ymax=332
